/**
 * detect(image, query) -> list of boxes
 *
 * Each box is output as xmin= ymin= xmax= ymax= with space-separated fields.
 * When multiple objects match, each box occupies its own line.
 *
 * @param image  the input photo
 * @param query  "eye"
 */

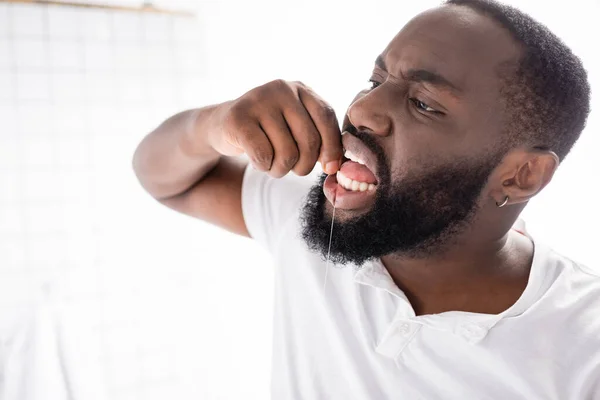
xmin=368 ymin=79 xmax=381 ymax=90
xmin=410 ymin=98 xmax=440 ymax=114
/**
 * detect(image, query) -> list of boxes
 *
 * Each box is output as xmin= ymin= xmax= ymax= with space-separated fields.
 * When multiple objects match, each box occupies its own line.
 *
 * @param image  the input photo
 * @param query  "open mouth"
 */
xmin=336 ymin=148 xmax=379 ymax=192
xmin=322 ymin=133 xmax=380 ymax=210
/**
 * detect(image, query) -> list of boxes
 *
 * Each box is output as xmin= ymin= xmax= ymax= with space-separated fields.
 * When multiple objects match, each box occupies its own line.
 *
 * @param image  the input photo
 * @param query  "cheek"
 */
xmin=387 ymin=159 xmax=423 ymax=188
xmin=387 ymin=138 xmax=432 ymax=179
xmin=389 ymin=114 xmax=444 ymax=152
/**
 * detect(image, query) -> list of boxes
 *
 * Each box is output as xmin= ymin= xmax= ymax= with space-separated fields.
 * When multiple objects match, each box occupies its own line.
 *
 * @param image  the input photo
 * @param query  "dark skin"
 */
xmin=340 ymin=6 xmax=559 ymax=315
xmin=133 ymin=5 xmax=559 ymax=317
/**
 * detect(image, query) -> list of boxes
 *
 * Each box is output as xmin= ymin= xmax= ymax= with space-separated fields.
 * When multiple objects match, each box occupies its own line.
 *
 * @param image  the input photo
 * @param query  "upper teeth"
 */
xmin=344 ymin=149 xmax=366 ymax=165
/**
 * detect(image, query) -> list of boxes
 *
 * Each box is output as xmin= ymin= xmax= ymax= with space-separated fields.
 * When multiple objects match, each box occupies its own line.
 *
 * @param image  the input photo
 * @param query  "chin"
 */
xmin=323 ymin=200 xmax=372 ymax=222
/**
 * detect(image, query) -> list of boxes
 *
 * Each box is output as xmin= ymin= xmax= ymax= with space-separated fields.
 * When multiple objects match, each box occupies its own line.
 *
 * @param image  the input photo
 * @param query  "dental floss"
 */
xmin=323 ymin=189 xmax=336 ymax=291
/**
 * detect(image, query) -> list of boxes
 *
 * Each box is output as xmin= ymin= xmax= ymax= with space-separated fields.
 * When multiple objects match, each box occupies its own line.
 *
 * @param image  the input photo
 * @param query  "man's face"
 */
xmin=301 ymin=5 xmax=522 ymax=266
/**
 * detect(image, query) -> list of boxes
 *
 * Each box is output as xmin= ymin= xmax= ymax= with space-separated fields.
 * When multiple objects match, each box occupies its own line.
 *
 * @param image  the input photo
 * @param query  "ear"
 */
xmin=491 ymin=148 xmax=560 ymax=206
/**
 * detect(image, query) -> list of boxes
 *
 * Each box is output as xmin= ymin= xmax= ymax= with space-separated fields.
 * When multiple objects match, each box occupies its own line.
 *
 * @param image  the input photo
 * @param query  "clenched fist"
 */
xmin=207 ymin=79 xmax=343 ymax=178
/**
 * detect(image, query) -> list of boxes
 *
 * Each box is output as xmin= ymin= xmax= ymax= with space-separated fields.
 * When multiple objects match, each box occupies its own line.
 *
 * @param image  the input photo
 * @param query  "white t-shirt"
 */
xmin=241 ymin=166 xmax=600 ymax=400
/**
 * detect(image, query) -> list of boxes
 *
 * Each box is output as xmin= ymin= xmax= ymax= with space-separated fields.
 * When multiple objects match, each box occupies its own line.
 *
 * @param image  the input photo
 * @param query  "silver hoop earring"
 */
xmin=496 ymin=196 xmax=509 ymax=208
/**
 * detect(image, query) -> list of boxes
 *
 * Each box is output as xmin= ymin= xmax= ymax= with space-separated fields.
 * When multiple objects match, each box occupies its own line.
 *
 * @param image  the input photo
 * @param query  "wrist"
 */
xmin=181 ymin=106 xmax=221 ymax=159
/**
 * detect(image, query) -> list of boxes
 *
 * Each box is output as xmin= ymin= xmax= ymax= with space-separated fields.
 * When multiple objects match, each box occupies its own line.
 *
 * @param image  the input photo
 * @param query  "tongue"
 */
xmin=340 ymin=160 xmax=378 ymax=184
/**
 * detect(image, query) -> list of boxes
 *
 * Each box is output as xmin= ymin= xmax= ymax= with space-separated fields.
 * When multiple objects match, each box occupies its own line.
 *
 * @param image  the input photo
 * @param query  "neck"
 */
xmin=380 ymin=226 xmax=534 ymax=315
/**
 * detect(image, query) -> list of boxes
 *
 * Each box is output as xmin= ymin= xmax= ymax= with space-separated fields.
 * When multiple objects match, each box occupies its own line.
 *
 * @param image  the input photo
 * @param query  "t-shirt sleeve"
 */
xmin=241 ymin=164 xmax=313 ymax=254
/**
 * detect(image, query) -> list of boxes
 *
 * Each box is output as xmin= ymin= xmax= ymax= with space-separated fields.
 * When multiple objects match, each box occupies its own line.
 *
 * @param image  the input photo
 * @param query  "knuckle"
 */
xmin=268 ymin=79 xmax=289 ymax=91
xmin=316 ymin=104 xmax=337 ymax=122
xmin=251 ymin=79 xmax=293 ymax=102
xmin=280 ymin=151 xmax=299 ymax=170
xmin=304 ymin=133 xmax=321 ymax=154
xmin=251 ymin=148 xmax=273 ymax=167
xmin=272 ymin=78 xmax=287 ymax=86
xmin=292 ymin=80 xmax=307 ymax=88
xmin=242 ymin=87 xmax=261 ymax=103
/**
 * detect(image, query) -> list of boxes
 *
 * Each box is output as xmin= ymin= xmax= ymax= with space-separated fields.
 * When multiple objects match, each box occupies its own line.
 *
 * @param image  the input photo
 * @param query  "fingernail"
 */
xmin=325 ymin=161 xmax=339 ymax=175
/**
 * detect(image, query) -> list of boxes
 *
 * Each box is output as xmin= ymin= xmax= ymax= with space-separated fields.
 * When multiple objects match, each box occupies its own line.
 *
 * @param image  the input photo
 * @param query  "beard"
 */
xmin=300 ymin=131 xmax=503 ymax=267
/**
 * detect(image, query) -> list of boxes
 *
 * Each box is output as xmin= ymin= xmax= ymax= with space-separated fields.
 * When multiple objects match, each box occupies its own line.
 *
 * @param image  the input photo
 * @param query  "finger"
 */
xmin=234 ymin=122 xmax=274 ymax=172
xmin=281 ymin=103 xmax=322 ymax=176
xmin=297 ymin=85 xmax=342 ymax=175
xmin=259 ymin=112 xmax=300 ymax=178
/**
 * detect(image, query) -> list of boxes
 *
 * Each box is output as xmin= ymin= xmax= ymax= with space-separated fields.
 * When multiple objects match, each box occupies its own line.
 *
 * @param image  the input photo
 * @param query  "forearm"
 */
xmin=132 ymin=105 xmax=222 ymax=200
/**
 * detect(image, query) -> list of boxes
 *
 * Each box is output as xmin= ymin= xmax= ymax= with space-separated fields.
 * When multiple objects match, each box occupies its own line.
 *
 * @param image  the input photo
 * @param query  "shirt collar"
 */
xmin=352 ymin=222 xmax=563 ymax=342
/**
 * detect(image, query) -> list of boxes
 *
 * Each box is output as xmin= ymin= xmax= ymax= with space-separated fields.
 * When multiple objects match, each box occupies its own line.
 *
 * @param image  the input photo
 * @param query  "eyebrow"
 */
xmin=375 ymin=55 xmax=461 ymax=93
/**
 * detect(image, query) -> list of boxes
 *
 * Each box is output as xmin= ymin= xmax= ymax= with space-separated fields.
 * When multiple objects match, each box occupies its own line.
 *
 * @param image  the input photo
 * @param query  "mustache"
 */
xmin=343 ymin=123 xmax=391 ymax=186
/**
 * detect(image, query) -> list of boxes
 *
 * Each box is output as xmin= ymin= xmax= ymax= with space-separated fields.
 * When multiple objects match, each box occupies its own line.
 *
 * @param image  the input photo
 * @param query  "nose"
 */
xmin=346 ymin=89 xmax=392 ymax=137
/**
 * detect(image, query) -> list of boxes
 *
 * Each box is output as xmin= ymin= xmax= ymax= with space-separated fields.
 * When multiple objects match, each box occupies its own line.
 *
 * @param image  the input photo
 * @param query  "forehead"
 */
xmin=382 ymin=5 xmax=522 ymax=94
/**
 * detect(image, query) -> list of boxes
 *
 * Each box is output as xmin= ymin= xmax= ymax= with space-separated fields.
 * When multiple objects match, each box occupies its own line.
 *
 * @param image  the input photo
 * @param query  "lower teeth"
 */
xmin=341 ymin=182 xmax=375 ymax=192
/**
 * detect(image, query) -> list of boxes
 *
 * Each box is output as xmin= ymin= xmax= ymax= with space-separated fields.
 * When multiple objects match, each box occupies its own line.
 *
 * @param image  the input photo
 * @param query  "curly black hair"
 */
xmin=445 ymin=0 xmax=591 ymax=161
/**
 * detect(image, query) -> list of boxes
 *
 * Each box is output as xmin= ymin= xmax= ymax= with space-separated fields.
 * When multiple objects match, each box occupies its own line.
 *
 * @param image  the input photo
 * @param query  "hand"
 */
xmin=208 ymin=79 xmax=343 ymax=178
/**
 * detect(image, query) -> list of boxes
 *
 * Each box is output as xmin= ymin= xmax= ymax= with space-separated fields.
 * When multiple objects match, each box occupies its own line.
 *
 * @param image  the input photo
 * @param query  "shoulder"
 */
xmin=548 ymin=246 xmax=600 ymax=300
xmin=545 ymin=247 xmax=600 ymax=339
xmin=553 ymin=248 xmax=600 ymax=303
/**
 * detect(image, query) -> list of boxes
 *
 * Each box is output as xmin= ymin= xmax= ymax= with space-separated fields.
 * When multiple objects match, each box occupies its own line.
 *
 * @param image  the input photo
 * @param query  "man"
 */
xmin=133 ymin=0 xmax=599 ymax=398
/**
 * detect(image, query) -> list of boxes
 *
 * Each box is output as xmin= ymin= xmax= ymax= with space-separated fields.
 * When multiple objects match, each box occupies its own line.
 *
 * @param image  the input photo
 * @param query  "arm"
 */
xmin=132 ymin=104 xmax=250 ymax=236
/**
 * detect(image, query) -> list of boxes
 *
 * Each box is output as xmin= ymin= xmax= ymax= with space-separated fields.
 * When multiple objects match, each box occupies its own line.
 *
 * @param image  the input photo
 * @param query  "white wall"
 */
xmin=0 ymin=2 xmax=246 ymax=399
xmin=0 ymin=0 xmax=598 ymax=399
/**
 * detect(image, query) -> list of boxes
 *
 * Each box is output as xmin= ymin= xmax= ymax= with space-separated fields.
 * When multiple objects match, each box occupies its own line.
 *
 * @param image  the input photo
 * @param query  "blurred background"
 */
xmin=0 ymin=0 xmax=598 ymax=399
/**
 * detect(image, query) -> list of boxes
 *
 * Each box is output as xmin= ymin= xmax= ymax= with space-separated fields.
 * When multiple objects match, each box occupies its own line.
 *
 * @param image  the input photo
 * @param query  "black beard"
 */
xmin=300 ymin=133 xmax=502 ymax=267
